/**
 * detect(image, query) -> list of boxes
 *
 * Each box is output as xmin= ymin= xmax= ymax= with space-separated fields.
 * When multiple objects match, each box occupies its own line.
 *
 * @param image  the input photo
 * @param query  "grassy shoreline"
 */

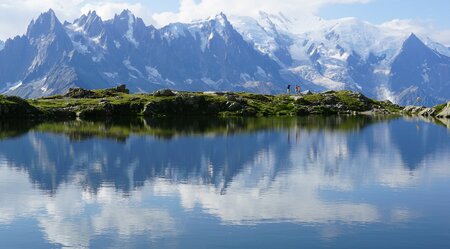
xmin=0 ymin=87 xmax=405 ymax=120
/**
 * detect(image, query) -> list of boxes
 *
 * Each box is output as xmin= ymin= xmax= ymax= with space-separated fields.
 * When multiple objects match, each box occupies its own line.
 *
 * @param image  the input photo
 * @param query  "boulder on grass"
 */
xmin=65 ymin=88 xmax=96 ymax=98
xmin=154 ymin=89 xmax=176 ymax=97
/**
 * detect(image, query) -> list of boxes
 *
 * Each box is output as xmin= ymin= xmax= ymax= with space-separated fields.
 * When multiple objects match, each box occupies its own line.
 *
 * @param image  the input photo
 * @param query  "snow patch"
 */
xmin=163 ymin=24 xmax=187 ymax=40
xmin=165 ymin=79 xmax=176 ymax=86
xmin=114 ymin=40 xmax=121 ymax=49
xmin=123 ymin=59 xmax=143 ymax=78
xmin=290 ymin=65 xmax=346 ymax=90
xmin=92 ymin=34 xmax=103 ymax=45
xmin=125 ymin=11 xmax=139 ymax=47
xmin=72 ymin=41 xmax=89 ymax=54
xmin=92 ymin=55 xmax=103 ymax=62
xmin=202 ymin=78 xmax=217 ymax=87
xmin=256 ymin=66 xmax=267 ymax=78
xmin=183 ymin=14 xmax=230 ymax=52
xmin=145 ymin=66 xmax=161 ymax=79
xmin=8 ymin=82 xmax=23 ymax=91
xmin=421 ymin=62 xmax=430 ymax=83
xmin=240 ymin=73 xmax=251 ymax=81
xmin=208 ymin=32 xmax=214 ymax=41
xmin=229 ymin=14 xmax=285 ymax=62
xmin=373 ymin=69 xmax=391 ymax=75
xmin=104 ymin=72 xmax=118 ymax=79
xmin=423 ymin=37 xmax=450 ymax=57
xmin=422 ymin=73 xmax=430 ymax=83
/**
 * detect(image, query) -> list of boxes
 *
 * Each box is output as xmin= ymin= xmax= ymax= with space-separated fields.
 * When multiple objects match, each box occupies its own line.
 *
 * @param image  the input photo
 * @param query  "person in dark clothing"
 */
xmin=287 ymin=84 xmax=291 ymax=94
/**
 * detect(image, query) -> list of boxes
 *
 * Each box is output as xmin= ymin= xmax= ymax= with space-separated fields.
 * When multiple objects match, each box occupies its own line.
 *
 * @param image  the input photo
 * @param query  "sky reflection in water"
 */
xmin=0 ymin=116 xmax=449 ymax=249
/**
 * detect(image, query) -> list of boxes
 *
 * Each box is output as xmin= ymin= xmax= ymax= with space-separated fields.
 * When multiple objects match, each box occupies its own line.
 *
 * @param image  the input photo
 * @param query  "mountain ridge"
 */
xmin=0 ymin=9 xmax=449 ymax=106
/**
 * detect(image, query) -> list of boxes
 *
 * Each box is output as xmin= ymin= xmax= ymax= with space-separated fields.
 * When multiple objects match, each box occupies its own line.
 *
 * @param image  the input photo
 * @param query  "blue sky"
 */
xmin=0 ymin=0 xmax=449 ymax=44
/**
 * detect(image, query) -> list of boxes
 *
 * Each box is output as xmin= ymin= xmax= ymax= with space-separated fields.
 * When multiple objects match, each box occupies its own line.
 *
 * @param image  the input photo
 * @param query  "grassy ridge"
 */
xmin=0 ymin=87 xmax=403 ymax=119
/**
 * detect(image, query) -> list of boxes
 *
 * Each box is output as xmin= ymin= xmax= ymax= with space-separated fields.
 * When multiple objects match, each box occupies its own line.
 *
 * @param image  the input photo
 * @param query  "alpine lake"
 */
xmin=0 ymin=115 xmax=450 ymax=249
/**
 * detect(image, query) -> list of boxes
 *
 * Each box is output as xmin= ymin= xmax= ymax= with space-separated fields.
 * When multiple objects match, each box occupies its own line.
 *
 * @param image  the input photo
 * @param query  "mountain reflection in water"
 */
xmin=0 ymin=116 xmax=449 ymax=249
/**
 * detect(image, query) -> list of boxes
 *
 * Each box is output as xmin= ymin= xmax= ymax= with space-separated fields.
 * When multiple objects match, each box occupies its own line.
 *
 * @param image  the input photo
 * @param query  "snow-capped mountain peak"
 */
xmin=72 ymin=11 xmax=103 ymax=37
xmin=1 ymin=9 xmax=450 ymax=106
xmin=110 ymin=9 xmax=146 ymax=47
xmin=162 ymin=12 xmax=237 ymax=51
xmin=26 ymin=9 xmax=64 ymax=39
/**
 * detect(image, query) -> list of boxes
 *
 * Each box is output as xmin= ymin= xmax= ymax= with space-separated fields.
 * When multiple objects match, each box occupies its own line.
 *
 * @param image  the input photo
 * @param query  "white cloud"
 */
xmin=152 ymin=0 xmax=372 ymax=26
xmin=380 ymin=19 xmax=450 ymax=46
xmin=433 ymin=30 xmax=450 ymax=47
xmin=0 ymin=166 xmax=177 ymax=248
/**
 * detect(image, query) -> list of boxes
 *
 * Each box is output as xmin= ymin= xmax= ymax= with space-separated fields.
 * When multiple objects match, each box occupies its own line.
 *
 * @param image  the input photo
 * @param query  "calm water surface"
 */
xmin=0 ymin=116 xmax=449 ymax=249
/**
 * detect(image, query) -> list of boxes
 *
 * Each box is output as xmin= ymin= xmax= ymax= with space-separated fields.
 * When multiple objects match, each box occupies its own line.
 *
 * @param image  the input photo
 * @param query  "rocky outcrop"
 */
xmin=64 ymin=88 xmax=96 ymax=98
xmin=437 ymin=102 xmax=450 ymax=118
xmin=64 ymin=85 xmax=130 ymax=99
xmin=403 ymin=101 xmax=450 ymax=118
xmin=153 ymin=89 xmax=176 ymax=97
xmin=1 ymin=89 xmax=405 ymax=120
xmin=114 ymin=84 xmax=129 ymax=94
xmin=143 ymin=94 xmax=228 ymax=117
xmin=0 ymin=96 xmax=42 ymax=118
xmin=419 ymin=108 xmax=436 ymax=117
xmin=403 ymin=106 xmax=426 ymax=114
xmin=293 ymin=90 xmax=397 ymax=115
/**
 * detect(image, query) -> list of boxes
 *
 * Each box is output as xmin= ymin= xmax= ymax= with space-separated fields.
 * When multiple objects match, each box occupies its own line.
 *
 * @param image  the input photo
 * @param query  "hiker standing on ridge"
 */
xmin=287 ymin=84 xmax=291 ymax=95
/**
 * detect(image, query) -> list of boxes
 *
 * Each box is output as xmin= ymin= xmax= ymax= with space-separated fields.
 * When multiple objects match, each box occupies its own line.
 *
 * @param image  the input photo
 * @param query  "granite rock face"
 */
xmin=437 ymin=102 xmax=450 ymax=118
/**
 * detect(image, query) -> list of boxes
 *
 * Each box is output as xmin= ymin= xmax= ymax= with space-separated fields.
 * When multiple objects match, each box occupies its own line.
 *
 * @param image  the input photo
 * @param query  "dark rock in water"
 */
xmin=0 ymin=95 xmax=42 ymax=117
xmin=295 ymin=106 xmax=310 ymax=116
xmin=242 ymin=107 xmax=257 ymax=116
xmin=77 ymin=101 xmax=143 ymax=118
xmin=44 ymin=108 xmax=77 ymax=119
xmin=154 ymin=89 xmax=176 ymax=97
xmin=143 ymin=102 xmax=159 ymax=116
xmin=207 ymin=101 xmax=223 ymax=113
xmin=419 ymin=108 xmax=436 ymax=116
xmin=65 ymin=88 xmax=96 ymax=98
